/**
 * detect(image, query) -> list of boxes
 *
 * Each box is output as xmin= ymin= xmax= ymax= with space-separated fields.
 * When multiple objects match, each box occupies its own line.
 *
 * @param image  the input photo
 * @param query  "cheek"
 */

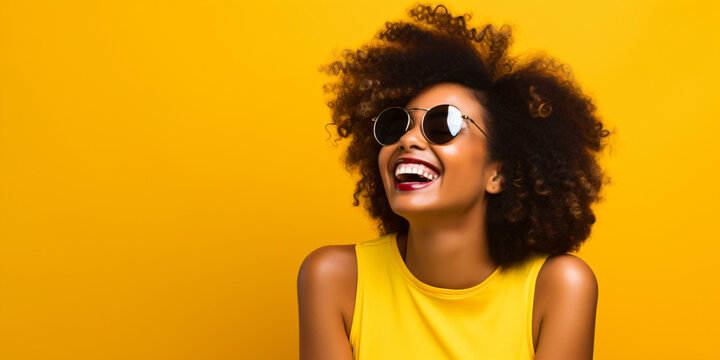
xmin=377 ymin=147 xmax=393 ymax=180
xmin=438 ymin=146 xmax=486 ymax=183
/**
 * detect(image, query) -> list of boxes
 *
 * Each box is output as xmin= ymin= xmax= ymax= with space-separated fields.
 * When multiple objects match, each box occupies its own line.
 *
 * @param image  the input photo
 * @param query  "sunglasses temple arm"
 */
xmin=465 ymin=116 xmax=494 ymax=144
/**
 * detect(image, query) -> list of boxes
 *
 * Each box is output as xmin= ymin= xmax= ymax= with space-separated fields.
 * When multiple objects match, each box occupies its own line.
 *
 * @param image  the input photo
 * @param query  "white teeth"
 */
xmin=394 ymin=163 xmax=440 ymax=181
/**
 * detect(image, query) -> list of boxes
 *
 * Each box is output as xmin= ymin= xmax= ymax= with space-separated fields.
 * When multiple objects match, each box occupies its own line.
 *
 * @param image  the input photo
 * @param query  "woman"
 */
xmin=298 ymin=4 xmax=610 ymax=359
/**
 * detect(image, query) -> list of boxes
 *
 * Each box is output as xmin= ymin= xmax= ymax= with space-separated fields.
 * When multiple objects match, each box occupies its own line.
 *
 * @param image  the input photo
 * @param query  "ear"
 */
xmin=485 ymin=161 xmax=504 ymax=194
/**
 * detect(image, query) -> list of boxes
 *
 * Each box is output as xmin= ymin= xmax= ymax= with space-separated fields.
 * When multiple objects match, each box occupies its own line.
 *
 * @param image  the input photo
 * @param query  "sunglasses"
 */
xmin=371 ymin=104 xmax=492 ymax=146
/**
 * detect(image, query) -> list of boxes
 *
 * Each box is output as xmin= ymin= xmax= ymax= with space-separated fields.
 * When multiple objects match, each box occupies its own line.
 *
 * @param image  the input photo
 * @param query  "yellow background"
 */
xmin=1 ymin=1 xmax=718 ymax=359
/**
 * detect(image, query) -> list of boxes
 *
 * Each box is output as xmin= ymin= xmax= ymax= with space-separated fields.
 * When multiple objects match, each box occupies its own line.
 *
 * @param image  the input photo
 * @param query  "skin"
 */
xmin=298 ymin=83 xmax=599 ymax=360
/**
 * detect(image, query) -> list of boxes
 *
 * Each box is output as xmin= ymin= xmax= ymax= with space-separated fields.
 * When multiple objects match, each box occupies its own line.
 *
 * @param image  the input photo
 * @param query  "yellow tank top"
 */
xmin=350 ymin=233 xmax=550 ymax=360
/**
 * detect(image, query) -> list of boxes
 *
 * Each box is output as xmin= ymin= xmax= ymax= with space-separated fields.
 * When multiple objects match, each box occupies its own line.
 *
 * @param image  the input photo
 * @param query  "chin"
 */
xmin=388 ymin=199 xmax=443 ymax=218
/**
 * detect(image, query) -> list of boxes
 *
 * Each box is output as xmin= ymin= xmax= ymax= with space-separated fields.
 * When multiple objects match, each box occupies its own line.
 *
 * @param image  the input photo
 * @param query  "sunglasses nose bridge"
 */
xmin=395 ymin=109 xmax=429 ymax=148
xmin=408 ymin=112 xmax=422 ymax=132
xmin=405 ymin=107 xmax=428 ymax=132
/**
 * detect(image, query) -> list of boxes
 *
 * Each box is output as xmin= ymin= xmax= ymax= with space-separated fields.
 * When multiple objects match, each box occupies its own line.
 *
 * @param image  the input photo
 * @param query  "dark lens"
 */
xmin=374 ymin=107 xmax=409 ymax=145
xmin=423 ymin=105 xmax=464 ymax=144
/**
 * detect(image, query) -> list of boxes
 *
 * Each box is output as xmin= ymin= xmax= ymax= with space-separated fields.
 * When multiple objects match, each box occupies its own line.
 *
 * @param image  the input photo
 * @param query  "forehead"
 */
xmin=405 ymin=83 xmax=483 ymax=116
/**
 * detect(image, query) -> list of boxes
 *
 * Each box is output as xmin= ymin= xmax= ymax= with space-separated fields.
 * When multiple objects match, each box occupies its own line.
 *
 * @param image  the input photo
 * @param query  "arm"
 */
xmin=535 ymin=254 xmax=599 ymax=360
xmin=297 ymin=246 xmax=355 ymax=360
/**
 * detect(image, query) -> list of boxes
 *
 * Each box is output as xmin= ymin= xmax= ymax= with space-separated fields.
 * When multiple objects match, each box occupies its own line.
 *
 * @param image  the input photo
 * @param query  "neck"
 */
xmin=397 ymin=200 xmax=498 ymax=289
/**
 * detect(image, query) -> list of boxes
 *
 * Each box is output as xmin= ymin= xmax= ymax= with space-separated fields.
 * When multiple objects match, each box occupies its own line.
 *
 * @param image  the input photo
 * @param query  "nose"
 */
xmin=396 ymin=113 xmax=427 ymax=150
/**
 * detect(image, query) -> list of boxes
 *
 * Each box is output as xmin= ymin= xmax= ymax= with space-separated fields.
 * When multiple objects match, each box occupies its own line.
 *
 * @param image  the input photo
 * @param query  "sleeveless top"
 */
xmin=350 ymin=233 xmax=550 ymax=360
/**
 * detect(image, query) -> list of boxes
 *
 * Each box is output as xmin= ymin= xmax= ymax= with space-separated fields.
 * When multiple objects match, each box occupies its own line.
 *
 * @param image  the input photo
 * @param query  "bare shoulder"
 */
xmin=297 ymin=244 xmax=357 ymax=294
xmin=533 ymin=254 xmax=599 ymax=359
xmin=537 ymin=254 xmax=599 ymax=296
xmin=297 ymin=245 xmax=357 ymax=359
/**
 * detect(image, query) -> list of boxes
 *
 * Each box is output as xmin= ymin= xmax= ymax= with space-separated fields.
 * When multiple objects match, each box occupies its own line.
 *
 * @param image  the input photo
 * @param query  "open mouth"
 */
xmin=393 ymin=162 xmax=440 ymax=190
xmin=395 ymin=164 xmax=438 ymax=183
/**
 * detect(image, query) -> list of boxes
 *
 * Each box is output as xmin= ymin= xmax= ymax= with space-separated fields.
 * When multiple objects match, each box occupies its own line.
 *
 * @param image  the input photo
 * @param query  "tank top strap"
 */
xmin=522 ymin=252 xmax=551 ymax=356
xmin=350 ymin=234 xmax=395 ymax=349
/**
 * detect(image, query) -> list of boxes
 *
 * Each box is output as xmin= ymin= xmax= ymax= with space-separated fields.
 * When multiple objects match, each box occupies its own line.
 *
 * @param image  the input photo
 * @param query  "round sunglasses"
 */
xmin=371 ymin=104 xmax=492 ymax=146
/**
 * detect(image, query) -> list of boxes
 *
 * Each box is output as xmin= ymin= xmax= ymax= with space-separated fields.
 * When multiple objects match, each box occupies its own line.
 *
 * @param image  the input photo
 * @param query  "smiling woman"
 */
xmin=298 ymin=3 xmax=610 ymax=360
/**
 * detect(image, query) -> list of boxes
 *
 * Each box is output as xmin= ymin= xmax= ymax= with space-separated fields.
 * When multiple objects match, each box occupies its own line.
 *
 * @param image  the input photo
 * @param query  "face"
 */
xmin=377 ymin=83 xmax=503 ymax=221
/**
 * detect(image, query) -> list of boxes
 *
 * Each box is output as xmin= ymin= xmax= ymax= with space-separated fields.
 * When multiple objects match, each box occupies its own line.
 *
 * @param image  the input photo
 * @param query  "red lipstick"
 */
xmin=393 ymin=176 xmax=438 ymax=191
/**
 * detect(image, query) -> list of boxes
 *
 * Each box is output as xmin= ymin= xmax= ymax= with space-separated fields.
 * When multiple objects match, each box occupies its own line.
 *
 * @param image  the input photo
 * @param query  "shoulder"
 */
xmin=532 ymin=254 xmax=599 ymax=356
xmin=538 ymin=253 xmax=598 ymax=287
xmin=297 ymin=245 xmax=358 ymax=358
xmin=535 ymin=254 xmax=599 ymax=331
xmin=537 ymin=254 xmax=598 ymax=301
xmin=298 ymin=244 xmax=357 ymax=282
xmin=297 ymin=244 xmax=357 ymax=304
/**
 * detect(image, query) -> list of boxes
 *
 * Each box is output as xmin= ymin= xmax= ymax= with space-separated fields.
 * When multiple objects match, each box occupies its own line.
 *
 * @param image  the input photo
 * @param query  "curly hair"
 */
xmin=320 ymin=3 xmax=612 ymax=268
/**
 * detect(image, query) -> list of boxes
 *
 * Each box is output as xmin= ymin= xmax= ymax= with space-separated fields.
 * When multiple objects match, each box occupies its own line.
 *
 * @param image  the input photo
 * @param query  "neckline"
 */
xmin=389 ymin=232 xmax=502 ymax=299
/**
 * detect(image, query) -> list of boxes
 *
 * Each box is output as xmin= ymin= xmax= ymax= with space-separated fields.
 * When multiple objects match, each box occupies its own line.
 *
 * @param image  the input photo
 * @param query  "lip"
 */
xmin=394 ymin=176 xmax=438 ymax=191
xmin=392 ymin=156 xmax=442 ymax=192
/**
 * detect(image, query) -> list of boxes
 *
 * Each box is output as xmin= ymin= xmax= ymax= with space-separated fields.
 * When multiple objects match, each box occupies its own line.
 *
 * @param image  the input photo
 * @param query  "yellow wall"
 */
xmin=1 ymin=1 xmax=718 ymax=359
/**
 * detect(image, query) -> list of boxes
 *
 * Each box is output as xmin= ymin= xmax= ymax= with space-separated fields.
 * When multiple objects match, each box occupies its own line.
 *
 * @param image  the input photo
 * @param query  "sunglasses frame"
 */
xmin=371 ymin=104 xmax=492 ymax=146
